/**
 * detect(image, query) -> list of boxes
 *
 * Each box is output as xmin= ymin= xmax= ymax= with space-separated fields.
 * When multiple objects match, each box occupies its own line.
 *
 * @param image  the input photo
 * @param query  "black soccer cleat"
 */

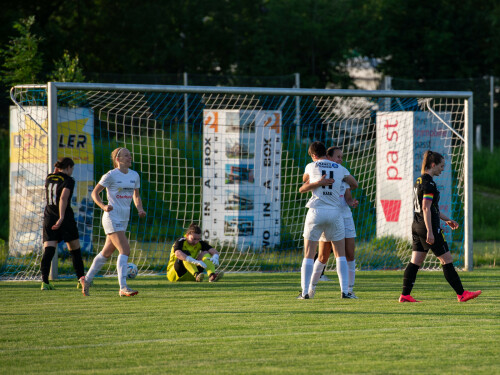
xmin=297 ymin=292 xmax=309 ymax=300
xmin=341 ymin=292 xmax=357 ymax=299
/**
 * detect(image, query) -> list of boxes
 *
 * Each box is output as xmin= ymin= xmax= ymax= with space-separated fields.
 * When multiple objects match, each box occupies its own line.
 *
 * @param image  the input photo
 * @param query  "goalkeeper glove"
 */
xmin=185 ymin=256 xmax=207 ymax=269
xmin=211 ymin=253 xmax=220 ymax=266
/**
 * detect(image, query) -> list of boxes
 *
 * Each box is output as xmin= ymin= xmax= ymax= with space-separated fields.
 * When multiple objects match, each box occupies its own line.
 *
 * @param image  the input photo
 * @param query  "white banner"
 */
xmin=9 ymin=107 xmax=94 ymax=255
xmin=202 ymin=110 xmax=281 ymax=250
xmin=376 ymin=112 xmax=452 ymax=241
xmin=376 ymin=112 xmax=415 ymax=240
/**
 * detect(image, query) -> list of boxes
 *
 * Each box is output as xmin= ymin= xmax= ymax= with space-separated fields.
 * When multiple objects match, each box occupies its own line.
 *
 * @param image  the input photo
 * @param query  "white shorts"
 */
xmin=343 ymin=216 xmax=356 ymax=238
xmin=102 ymin=212 xmax=128 ymax=234
xmin=319 ymin=216 xmax=356 ymax=242
xmin=303 ymin=208 xmax=344 ymax=242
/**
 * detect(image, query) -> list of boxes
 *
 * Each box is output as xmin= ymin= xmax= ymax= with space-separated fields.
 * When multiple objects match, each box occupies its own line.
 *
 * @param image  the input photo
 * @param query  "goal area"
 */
xmin=4 ymin=83 xmax=473 ymax=280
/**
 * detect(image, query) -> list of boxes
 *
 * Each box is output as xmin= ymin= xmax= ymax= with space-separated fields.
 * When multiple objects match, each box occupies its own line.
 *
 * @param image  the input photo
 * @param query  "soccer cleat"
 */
xmin=307 ymin=289 xmax=316 ymax=299
xmin=77 ymin=279 xmax=93 ymax=289
xmin=81 ymin=277 xmax=90 ymax=297
xmin=457 ymin=290 xmax=482 ymax=302
xmin=195 ymin=272 xmax=205 ymax=282
xmin=347 ymin=292 xmax=358 ymax=299
xmin=119 ymin=287 xmax=138 ymax=297
xmin=319 ymin=275 xmax=331 ymax=282
xmin=399 ymin=294 xmax=421 ymax=303
xmin=341 ymin=292 xmax=357 ymax=299
xmin=209 ymin=271 xmax=224 ymax=282
xmin=41 ymin=282 xmax=55 ymax=291
xmin=296 ymin=292 xmax=309 ymax=300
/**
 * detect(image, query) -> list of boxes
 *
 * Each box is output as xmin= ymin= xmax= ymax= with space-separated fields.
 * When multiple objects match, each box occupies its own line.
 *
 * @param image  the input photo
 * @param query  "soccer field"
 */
xmin=1 ymin=269 xmax=498 ymax=374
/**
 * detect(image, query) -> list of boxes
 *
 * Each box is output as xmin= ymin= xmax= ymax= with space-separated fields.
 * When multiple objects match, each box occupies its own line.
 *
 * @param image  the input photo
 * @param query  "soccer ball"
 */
xmin=127 ymin=263 xmax=138 ymax=279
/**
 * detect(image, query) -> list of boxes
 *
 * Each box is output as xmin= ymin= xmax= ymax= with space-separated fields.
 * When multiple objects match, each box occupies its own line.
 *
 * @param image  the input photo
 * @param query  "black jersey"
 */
xmin=412 ymin=173 xmax=440 ymax=233
xmin=44 ymin=172 xmax=75 ymax=218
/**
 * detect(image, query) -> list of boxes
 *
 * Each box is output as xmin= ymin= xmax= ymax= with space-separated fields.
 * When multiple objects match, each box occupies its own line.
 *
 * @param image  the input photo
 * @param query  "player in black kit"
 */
xmin=41 ymin=157 xmax=85 ymax=291
xmin=399 ymin=150 xmax=481 ymax=303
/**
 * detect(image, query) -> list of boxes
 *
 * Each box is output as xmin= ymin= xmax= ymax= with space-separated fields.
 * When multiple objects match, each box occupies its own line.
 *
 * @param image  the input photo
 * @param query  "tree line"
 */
xmin=0 ymin=0 xmax=499 ymax=128
xmin=2 ymin=0 xmax=499 ymax=84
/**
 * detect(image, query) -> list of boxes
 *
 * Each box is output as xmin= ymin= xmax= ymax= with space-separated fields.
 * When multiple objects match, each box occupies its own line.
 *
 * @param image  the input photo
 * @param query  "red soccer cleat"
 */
xmin=399 ymin=294 xmax=421 ymax=303
xmin=457 ymin=290 xmax=482 ymax=302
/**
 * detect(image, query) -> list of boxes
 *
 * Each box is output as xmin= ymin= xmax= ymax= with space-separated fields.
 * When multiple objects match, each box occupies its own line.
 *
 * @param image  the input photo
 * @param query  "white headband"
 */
xmin=116 ymin=148 xmax=124 ymax=158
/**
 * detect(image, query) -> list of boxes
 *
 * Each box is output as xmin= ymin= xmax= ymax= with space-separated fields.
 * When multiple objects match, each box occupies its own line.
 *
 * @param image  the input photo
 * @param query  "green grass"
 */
xmin=0 ymin=270 xmax=498 ymax=374
xmin=473 ymin=185 xmax=500 ymax=241
xmin=473 ymin=241 xmax=499 ymax=268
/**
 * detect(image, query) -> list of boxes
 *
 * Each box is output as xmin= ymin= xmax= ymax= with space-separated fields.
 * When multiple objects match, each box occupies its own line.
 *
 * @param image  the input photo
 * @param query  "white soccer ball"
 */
xmin=127 ymin=263 xmax=138 ymax=279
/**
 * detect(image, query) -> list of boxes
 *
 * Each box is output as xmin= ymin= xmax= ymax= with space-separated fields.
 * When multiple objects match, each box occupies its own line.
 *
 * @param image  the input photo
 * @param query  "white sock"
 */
xmin=117 ymin=254 xmax=128 ymax=289
xmin=301 ymin=258 xmax=314 ymax=296
xmin=336 ymin=256 xmax=349 ymax=294
xmin=309 ymin=259 xmax=326 ymax=294
xmin=348 ymin=260 xmax=356 ymax=293
xmin=85 ymin=253 xmax=109 ymax=283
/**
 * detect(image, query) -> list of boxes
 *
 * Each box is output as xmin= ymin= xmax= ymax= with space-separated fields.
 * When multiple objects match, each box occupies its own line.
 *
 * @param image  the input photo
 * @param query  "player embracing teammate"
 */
xmin=297 ymin=142 xmax=358 ymax=299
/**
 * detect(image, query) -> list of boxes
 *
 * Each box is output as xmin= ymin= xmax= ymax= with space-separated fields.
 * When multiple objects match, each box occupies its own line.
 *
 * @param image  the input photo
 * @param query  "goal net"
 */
xmin=3 ymin=83 xmax=472 ymax=280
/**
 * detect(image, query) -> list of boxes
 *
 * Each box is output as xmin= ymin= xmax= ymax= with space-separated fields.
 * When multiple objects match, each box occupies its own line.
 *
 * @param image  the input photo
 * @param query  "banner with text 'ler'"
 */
xmin=9 ymin=107 xmax=94 ymax=255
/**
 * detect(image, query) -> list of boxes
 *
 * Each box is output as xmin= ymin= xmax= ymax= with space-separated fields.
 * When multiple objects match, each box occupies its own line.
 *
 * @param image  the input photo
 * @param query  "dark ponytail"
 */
xmin=54 ymin=157 xmax=75 ymax=170
xmin=421 ymin=150 xmax=443 ymax=174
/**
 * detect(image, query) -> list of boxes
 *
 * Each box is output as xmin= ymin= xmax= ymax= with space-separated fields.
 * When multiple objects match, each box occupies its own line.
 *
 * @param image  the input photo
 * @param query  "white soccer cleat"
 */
xmin=119 ymin=287 xmax=138 ymax=297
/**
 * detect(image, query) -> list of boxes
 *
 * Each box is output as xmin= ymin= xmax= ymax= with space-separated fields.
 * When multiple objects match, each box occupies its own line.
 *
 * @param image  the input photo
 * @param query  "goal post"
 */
xmin=4 ymin=82 xmax=473 ymax=280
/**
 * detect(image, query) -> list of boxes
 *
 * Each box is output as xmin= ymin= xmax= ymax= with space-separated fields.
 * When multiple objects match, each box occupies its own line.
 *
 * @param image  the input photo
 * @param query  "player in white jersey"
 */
xmin=317 ymin=147 xmax=359 ymax=298
xmin=83 ymin=147 xmax=146 ymax=297
xmin=297 ymin=142 xmax=357 ymax=300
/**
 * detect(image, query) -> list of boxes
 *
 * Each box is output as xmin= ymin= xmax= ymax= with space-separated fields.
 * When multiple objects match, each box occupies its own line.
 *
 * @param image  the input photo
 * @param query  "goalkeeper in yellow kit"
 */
xmin=167 ymin=223 xmax=224 ymax=282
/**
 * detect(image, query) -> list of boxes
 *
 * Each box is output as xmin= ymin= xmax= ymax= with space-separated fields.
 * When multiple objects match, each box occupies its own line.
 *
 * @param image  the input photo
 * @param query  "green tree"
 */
xmin=49 ymin=50 xmax=85 ymax=82
xmin=356 ymin=0 xmax=500 ymax=79
xmin=0 ymin=16 xmax=43 ymax=88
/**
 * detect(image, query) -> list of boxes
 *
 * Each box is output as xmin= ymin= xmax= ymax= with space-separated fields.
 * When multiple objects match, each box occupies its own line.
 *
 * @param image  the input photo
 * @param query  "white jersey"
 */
xmin=304 ymin=159 xmax=350 ymax=209
xmin=98 ymin=168 xmax=140 ymax=222
xmin=340 ymin=181 xmax=353 ymax=219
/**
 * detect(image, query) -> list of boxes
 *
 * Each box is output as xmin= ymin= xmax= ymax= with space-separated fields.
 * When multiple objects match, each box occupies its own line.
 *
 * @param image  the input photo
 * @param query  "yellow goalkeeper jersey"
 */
xmin=167 ymin=237 xmax=212 ymax=271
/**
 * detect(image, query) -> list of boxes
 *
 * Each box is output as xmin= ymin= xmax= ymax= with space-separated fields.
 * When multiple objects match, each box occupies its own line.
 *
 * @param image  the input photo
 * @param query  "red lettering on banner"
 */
xmin=384 ymin=120 xmax=402 ymax=181
xmin=380 ymin=200 xmax=401 ymax=222
xmin=386 ymin=151 xmax=398 ymax=163
xmin=385 ymin=120 xmax=398 ymax=141
xmin=387 ymin=166 xmax=402 ymax=180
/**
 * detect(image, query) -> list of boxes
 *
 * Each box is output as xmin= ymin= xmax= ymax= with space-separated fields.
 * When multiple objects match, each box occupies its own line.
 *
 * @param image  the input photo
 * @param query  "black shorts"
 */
xmin=412 ymin=227 xmax=449 ymax=257
xmin=42 ymin=211 xmax=79 ymax=243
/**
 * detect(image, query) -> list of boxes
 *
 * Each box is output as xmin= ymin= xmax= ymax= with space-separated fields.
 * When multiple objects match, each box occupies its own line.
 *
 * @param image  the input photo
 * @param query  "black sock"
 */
xmin=41 ymin=246 xmax=56 ymax=284
xmin=70 ymin=248 xmax=85 ymax=279
xmin=442 ymin=263 xmax=464 ymax=295
xmin=402 ymin=262 xmax=420 ymax=295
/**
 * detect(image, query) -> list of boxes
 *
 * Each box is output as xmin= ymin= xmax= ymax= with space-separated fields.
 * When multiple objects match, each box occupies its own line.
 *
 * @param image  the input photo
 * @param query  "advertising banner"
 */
xmin=9 ymin=107 xmax=94 ymax=255
xmin=376 ymin=112 xmax=452 ymax=241
xmin=202 ymin=110 xmax=281 ymax=250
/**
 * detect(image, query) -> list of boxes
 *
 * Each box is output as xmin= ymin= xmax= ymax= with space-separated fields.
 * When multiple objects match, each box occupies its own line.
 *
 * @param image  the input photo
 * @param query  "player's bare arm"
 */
xmin=343 ymin=175 xmax=358 ymax=189
xmin=91 ymin=183 xmax=113 ymax=212
xmin=344 ymin=188 xmax=359 ymax=208
xmin=422 ymin=199 xmax=434 ymax=244
xmin=440 ymin=212 xmax=459 ymax=229
xmin=52 ymin=188 xmax=70 ymax=230
xmin=299 ymin=175 xmax=334 ymax=193
xmin=133 ymin=188 xmax=146 ymax=218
